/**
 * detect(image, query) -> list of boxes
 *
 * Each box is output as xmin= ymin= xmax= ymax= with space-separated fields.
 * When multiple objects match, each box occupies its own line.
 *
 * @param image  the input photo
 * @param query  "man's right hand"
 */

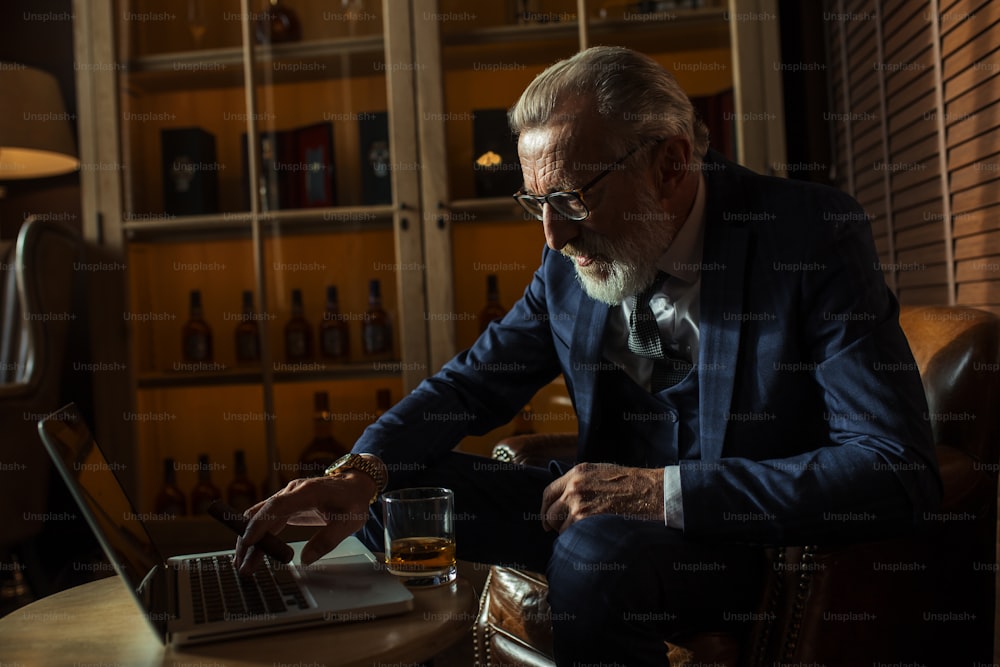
xmin=232 ymin=470 xmax=376 ymax=576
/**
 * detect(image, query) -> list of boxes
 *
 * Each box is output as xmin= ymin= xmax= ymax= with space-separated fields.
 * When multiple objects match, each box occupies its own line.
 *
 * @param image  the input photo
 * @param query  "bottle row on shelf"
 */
xmin=154 ymin=388 xmax=391 ymax=517
xmin=177 ymin=274 xmax=510 ymax=368
xmin=181 ymin=279 xmax=391 ymax=366
xmin=153 ymin=391 xmax=539 ymax=517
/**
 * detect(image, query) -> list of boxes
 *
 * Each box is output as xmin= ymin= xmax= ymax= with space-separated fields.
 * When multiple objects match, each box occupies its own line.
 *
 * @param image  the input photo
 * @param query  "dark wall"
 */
xmin=0 ymin=0 xmax=81 ymax=239
xmin=778 ymin=0 xmax=835 ymax=185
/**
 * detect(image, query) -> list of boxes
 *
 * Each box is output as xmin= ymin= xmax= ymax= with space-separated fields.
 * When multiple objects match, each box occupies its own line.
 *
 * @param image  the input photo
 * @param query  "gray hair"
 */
xmin=508 ymin=46 xmax=709 ymax=165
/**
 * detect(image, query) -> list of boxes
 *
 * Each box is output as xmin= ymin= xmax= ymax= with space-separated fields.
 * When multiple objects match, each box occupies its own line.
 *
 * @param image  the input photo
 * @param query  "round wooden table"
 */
xmin=0 ymin=573 xmax=478 ymax=666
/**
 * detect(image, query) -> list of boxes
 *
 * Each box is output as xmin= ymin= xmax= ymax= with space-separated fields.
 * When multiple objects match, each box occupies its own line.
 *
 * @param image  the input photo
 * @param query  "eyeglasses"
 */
xmin=512 ymin=137 xmax=665 ymax=222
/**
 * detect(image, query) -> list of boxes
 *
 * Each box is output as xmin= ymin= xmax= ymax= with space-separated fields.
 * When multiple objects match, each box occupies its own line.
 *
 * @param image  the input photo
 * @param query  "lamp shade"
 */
xmin=0 ymin=64 xmax=79 ymax=179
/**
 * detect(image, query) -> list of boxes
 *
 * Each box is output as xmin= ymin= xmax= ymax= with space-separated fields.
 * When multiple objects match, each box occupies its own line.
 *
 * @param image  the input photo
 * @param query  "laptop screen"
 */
xmin=37 ymin=404 xmax=169 ymax=639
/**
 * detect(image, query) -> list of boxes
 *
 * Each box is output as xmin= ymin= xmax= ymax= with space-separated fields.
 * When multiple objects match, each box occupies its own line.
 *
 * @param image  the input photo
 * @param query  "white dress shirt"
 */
xmin=602 ymin=173 xmax=706 ymax=529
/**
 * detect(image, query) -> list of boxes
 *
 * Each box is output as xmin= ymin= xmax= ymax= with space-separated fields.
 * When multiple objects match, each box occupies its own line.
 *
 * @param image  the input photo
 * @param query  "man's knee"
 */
xmin=546 ymin=515 xmax=655 ymax=611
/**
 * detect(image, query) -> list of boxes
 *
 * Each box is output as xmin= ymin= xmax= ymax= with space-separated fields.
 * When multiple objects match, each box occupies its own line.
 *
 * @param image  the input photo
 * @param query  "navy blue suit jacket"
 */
xmin=357 ymin=151 xmax=942 ymax=545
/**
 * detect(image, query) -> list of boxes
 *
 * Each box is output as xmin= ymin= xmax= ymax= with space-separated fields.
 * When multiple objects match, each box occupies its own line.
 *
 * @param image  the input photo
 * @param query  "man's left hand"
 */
xmin=540 ymin=462 xmax=665 ymax=533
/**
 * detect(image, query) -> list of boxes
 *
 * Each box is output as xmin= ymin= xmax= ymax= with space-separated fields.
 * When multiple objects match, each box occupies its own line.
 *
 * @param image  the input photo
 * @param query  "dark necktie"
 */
xmin=628 ymin=273 xmax=692 ymax=391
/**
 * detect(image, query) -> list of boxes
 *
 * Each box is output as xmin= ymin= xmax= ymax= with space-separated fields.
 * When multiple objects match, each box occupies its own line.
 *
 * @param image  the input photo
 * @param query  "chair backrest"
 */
xmin=0 ymin=216 xmax=82 ymax=547
xmin=899 ymin=305 xmax=1000 ymax=467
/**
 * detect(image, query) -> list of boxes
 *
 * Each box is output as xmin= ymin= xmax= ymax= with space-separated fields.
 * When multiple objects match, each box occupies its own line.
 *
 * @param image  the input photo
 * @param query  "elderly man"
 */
xmin=235 ymin=46 xmax=941 ymax=665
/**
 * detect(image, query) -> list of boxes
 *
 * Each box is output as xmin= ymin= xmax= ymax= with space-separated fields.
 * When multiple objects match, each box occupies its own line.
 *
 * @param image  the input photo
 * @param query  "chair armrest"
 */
xmin=491 ymin=433 xmax=577 ymax=468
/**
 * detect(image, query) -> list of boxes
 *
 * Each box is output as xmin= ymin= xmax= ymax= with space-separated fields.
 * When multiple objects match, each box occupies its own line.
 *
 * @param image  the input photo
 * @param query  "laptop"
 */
xmin=37 ymin=403 xmax=414 ymax=647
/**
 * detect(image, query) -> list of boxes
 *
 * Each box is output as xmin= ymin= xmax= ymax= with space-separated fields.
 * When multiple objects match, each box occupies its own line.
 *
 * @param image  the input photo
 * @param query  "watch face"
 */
xmin=324 ymin=453 xmax=355 ymax=475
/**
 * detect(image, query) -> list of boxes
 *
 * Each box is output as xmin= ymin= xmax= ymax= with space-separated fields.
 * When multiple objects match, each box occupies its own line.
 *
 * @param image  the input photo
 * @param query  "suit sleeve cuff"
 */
xmin=663 ymin=465 xmax=684 ymax=529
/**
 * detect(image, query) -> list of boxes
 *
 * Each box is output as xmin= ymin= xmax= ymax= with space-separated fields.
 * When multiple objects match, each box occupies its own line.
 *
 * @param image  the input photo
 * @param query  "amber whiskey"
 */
xmin=478 ymin=274 xmax=508 ymax=333
xmin=285 ymin=288 xmax=313 ymax=362
xmin=182 ymin=289 xmax=213 ymax=362
xmin=154 ymin=458 xmax=187 ymax=517
xmin=319 ymin=285 xmax=349 ymax=361
xmin=234 ymin=290 xmax=260 ymax=365
xmin=386 ymin=536 xmax=457 ymax=575
xmin=190 ymin=454 xmax=222 ymax=515
xmin=297 ymin=391 xmax=349 ymax=477
xmin=362 ymin=279 xmax=391 ymax=356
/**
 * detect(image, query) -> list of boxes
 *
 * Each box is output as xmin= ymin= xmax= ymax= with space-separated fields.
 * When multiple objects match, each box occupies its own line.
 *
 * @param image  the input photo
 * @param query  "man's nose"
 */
xmin=542 ymin=205 xmax=577 ymax=251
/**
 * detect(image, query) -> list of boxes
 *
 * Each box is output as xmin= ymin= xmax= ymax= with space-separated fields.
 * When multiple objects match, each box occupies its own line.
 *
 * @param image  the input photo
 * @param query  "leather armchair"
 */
xmin=0 ymin=217 xmax=83 ymax=585
xmin=474 ymin=305 xmax=999 ymax=666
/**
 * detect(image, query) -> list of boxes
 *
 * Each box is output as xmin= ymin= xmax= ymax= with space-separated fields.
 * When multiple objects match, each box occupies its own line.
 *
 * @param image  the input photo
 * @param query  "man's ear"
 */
xmin=654 ymin=137 xmax=693 ymax=200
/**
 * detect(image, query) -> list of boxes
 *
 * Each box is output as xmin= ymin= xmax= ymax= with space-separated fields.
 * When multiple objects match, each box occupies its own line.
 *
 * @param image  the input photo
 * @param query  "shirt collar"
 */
xmin=656 ymin=171 xmax=706 ymax=284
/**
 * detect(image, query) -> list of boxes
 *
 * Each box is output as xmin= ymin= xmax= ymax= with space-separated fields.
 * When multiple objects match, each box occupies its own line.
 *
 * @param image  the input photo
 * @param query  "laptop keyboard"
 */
xmin=189 ymin=554 xmax=310 ymax=624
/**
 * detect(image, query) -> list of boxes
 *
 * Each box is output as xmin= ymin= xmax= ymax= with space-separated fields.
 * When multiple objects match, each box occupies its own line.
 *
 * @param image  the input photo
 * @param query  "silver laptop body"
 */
xmin=37 ymin=404 xmax=413 ymax=647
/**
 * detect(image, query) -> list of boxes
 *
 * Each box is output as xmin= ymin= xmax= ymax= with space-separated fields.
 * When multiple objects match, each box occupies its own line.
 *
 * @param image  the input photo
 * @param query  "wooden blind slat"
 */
xmin=889 ymin=120 xmax=942 ymax=157
xmin=892 ymin=179 xmax=944 ymax=210
xmin=953 ymin=204 xmax=1000 ymax=235
xmin=898 ymin=221 xmax=949 ymax=248
xmin=897 ymin=285 xmax=951 ymax=304
xmin=896 ymin=263 xmax=948 ymax=288
xmin=893 ymin=134 xmax=943 ymax=168
xmin=955 ymin=256 xmax=1000 ymax=281
xmin=957 ymin=280 xmax=1000 ymax=303
xmin=944 ymin=58 xmax=1000 ymax=101
xmin=950 ymin=163 xmax=1000 ymax=195
xmin=894 ymin=201 xmax=944 ymax=230
xmin=946 ymin=97 xmax=1000 ymax=147
xmin=884 ymin=10 xmax=933 ymax=60
xmin=947 ymin=126 xmax=1000 ymax=170
xmin=942 ymin=35 xmax=1000 ymax=81
xmin=891 ymin=161 xmax=940 ymax=191
xmin=953 ymin=181 xmax=1000 ymax=213
xmin=954 ymin=228 xmax=1000 ymax=259
xmin=940 ymin=0 xmax=1000 ymax=52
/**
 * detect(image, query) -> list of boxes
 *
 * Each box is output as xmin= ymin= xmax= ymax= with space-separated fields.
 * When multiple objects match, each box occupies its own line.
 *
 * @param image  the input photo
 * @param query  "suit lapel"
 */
xmin=571 ymin=285 xmax=610 ymax=458
xmin=698 ymin=157 xmax=749 ymax=461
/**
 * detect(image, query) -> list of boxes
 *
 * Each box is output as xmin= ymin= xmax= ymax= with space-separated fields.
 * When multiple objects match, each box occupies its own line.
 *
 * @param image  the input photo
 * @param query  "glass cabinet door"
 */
xmin=116 ymin=0 xmax=264 ymax=520
xmin=414 ymin=0 xmax=585 ymax=454
xmin=93 ymin=0 xmax=427 ymax=531
xmin=247 ymin=0 xmax=424 ymax=499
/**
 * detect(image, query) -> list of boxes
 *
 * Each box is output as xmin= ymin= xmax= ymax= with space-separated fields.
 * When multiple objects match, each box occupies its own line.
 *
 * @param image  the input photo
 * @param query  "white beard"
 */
xmin=564 ymin=190 xmax=679 ymax=305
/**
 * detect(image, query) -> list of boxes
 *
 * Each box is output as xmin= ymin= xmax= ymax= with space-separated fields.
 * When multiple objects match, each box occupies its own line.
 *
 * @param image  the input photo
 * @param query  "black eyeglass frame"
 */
xmin=511 ymin=136 xmax=666 ymax=222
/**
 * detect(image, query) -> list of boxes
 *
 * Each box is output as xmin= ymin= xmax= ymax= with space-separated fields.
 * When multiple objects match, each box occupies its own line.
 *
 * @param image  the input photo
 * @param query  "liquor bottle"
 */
xmin=298 ymin=391 xmax=349 ymax=477
xmin=190 ymin=454 xmax=222 ymax=515
xmin=154 ymin=458 xmax=187 ymax=517
xmin=362 ymin=279 xmax=392 ymax=356
xmin=285 ymin=288 xmax=313 ymax=362
xmin=319 ymin=285 xmax=349 ymax=361
xmin=374 ymin=388 xmax=392 ymax=420
xmin=255 ymin=0 xmax=302 ymax=44
xmin=479 ymin=274 xmax=508 ymax=333
xmin=227 ymin=449 xmax=257 ymax=512
xmin=512 ymin=404 xmax=536 ymax=436
xmin=182 ymin=289 xmax=213 ymax=362
xmin=234 ymin=290 xmax=260 ymax=365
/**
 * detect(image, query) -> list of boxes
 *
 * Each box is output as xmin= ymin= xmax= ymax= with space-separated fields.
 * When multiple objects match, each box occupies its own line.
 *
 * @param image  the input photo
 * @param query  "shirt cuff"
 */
xmin=663 ymin=465 xmax=684 ymax=529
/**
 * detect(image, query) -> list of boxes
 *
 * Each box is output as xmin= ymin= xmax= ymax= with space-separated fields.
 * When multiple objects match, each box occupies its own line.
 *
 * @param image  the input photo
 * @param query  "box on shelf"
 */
xmin=359 ymin=111 xmax=392 ymax=205
xmin=161 ymin=127 xmax=220 ymax=216
xmin=241 ymin=123 xmax=337 ymax=210
xmin=472 ymin=108 xmax=523 ymax=198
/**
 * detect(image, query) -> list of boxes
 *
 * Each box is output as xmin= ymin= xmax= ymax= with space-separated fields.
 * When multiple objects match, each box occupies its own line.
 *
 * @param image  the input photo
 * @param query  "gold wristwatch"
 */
xmin=323 ymin=453 xmax=388 ymax=504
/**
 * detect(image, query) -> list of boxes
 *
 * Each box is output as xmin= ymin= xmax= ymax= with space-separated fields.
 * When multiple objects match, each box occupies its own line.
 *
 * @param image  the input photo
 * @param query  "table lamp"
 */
xmin=0 ymin=64 xmax=79 ymax=180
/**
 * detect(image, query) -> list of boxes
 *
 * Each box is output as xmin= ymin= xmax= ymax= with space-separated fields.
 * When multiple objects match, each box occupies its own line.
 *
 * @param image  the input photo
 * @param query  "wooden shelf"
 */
xmin=124 ymin=34 xmax=387 ymax=92
xmin=447 ymin=197 xmax=533 ymax=223
xmin=440 ymin=7 xmax=729 ymax=68
xmin=137 ymin=359 xmax=404 ymax=390
xmin=122 ymin=205 xmax=395 ymax=241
